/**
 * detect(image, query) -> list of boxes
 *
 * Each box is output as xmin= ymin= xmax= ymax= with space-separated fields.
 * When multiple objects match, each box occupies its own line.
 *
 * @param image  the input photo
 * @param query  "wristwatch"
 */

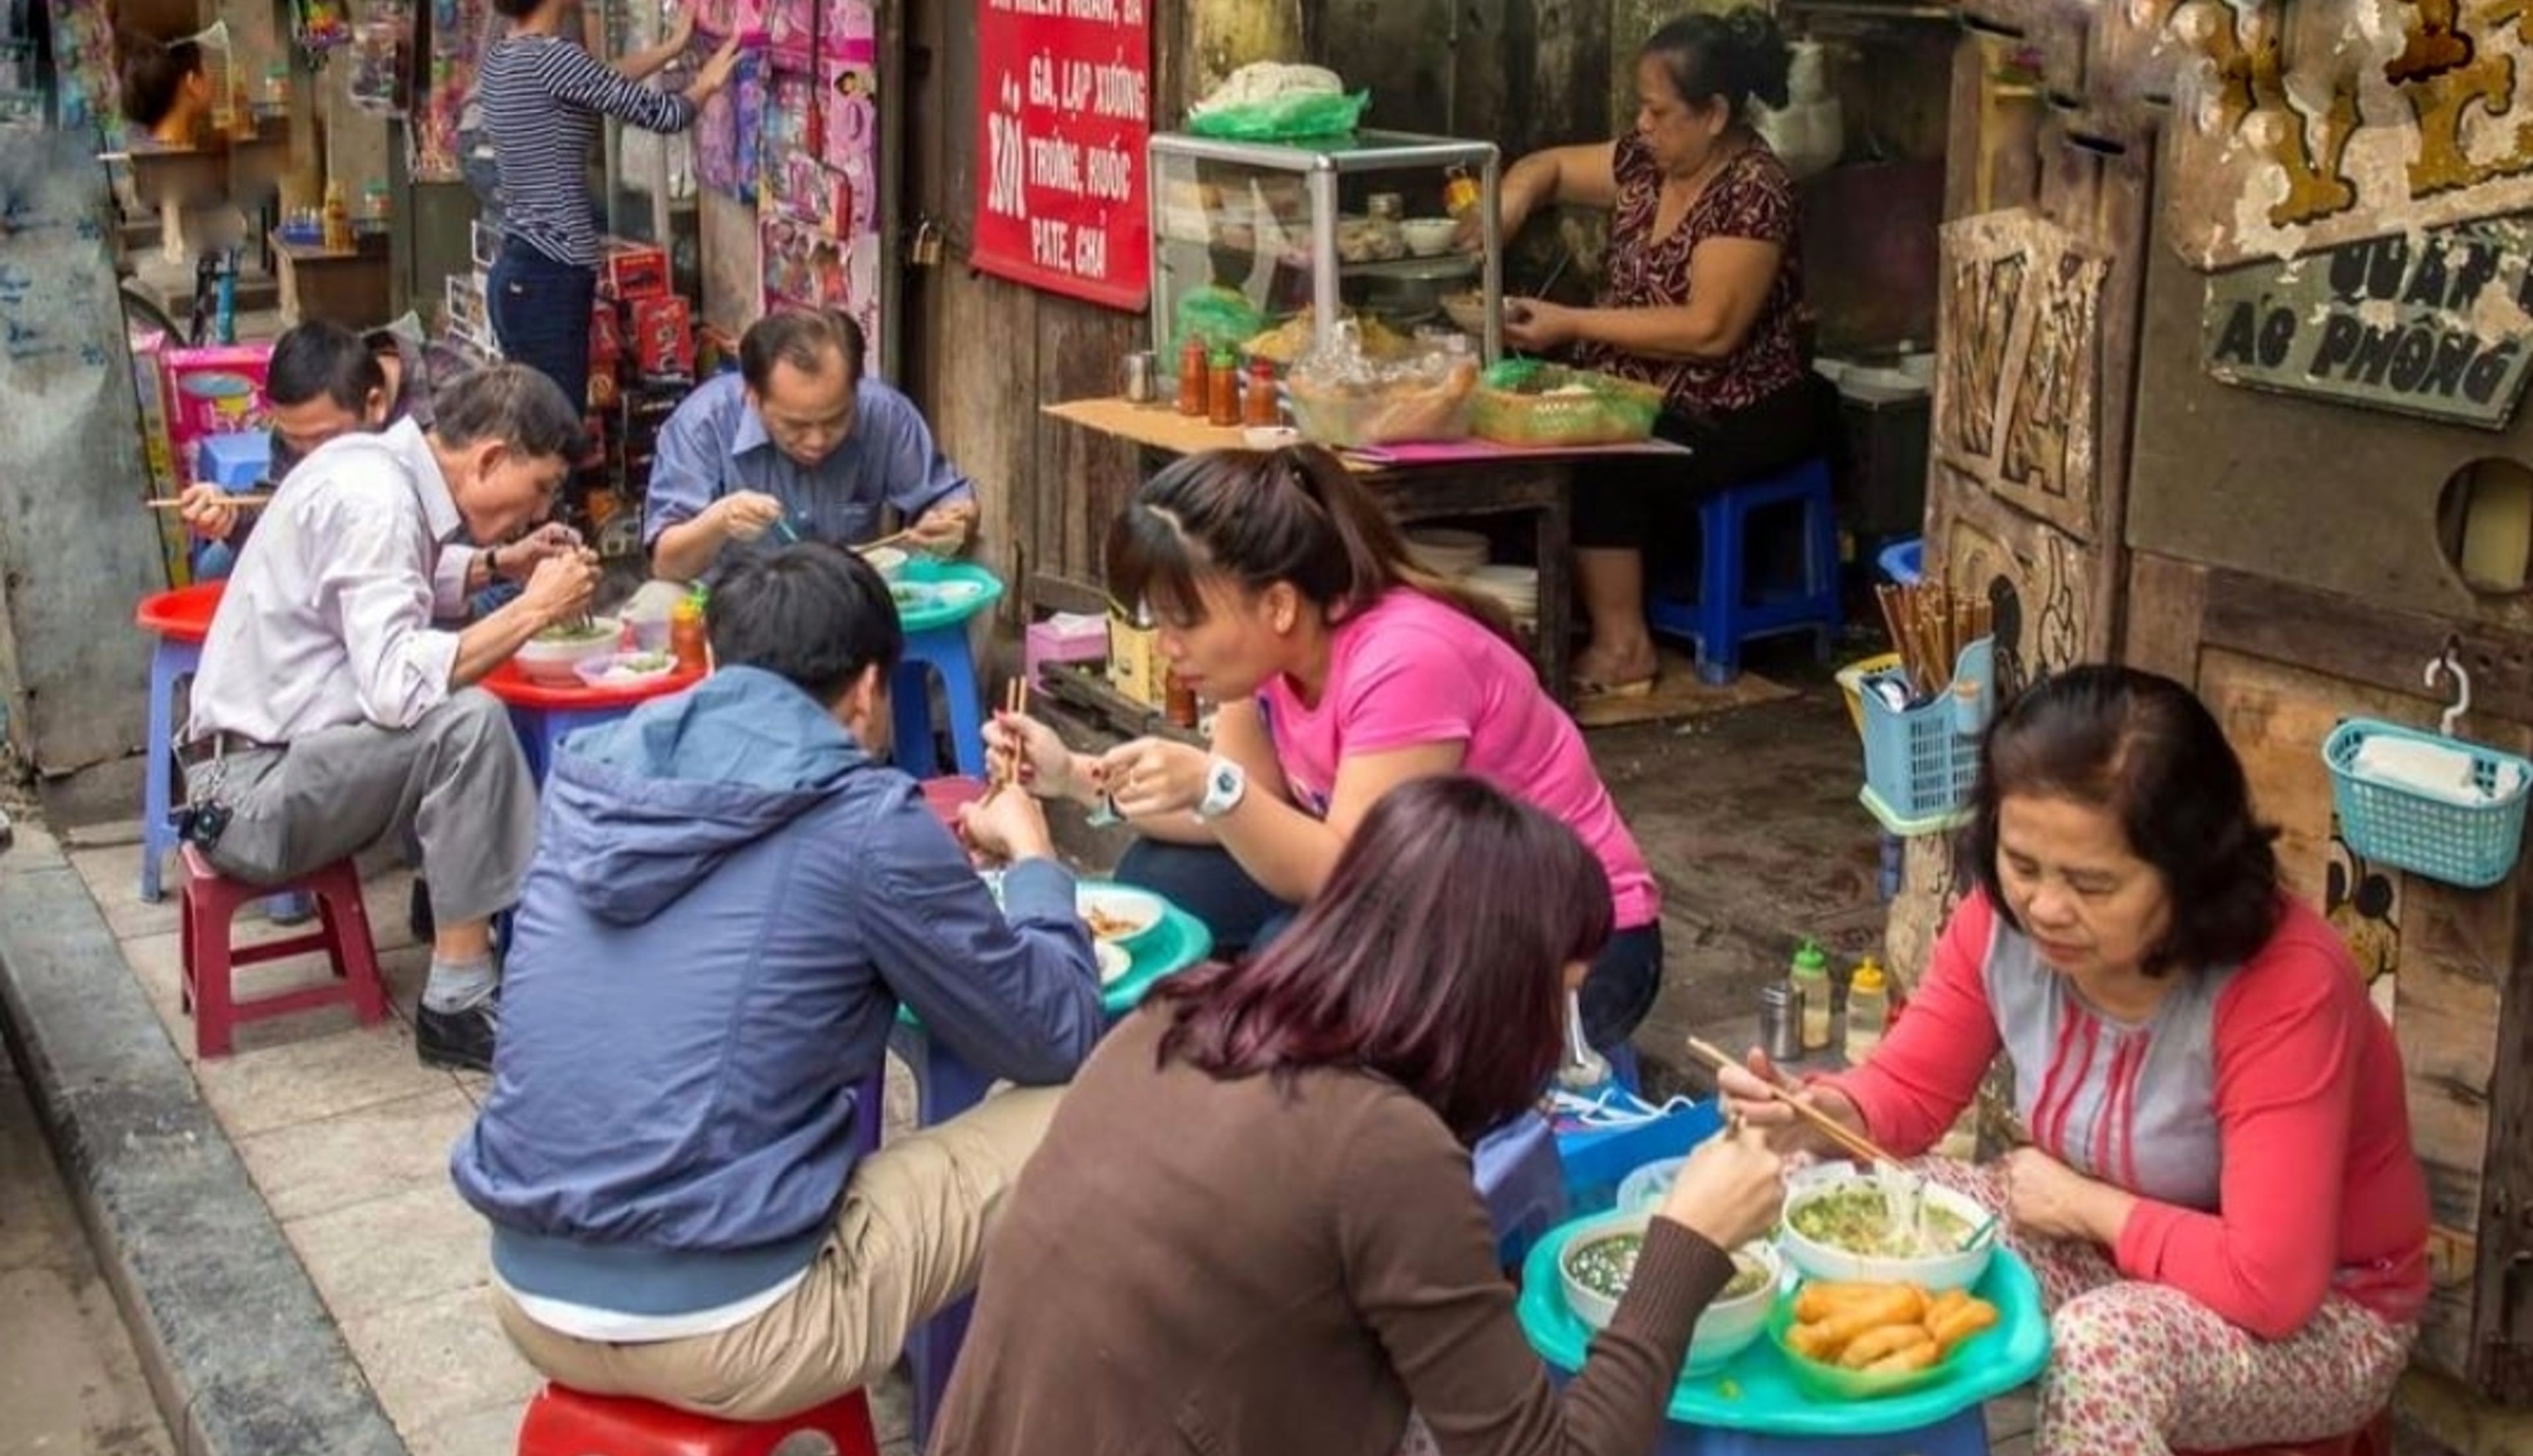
xmin=1195 ymin=757 xmax=1247 ymax=822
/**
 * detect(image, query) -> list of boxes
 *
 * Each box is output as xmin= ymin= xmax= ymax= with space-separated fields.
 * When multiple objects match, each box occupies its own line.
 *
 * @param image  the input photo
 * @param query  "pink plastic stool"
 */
xmin=177 ymin=845 xmax=387 ymax=1058
xmin=1023 ymin=616 xmax=1107 ymax=683
xmin=515 ymin=1384 xmax=881 ymax=1456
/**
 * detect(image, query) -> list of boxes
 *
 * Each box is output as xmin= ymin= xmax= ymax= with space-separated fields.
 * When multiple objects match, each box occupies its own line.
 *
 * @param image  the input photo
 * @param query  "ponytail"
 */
xmin=1106 ymin=445 xmax=1521 ymax=648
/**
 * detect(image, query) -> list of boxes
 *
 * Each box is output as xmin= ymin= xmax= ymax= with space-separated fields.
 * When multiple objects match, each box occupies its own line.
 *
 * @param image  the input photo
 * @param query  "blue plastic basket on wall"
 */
xmin=2322 ymin=718 xmax=2530 ymax=890
xmin=1856 ymin=638 xmax=1995 ymax=836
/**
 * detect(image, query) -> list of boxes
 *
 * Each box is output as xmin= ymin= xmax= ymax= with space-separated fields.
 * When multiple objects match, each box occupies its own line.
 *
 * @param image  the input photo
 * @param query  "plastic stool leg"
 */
xmin=141 ymin=642 xmax=189 ymax=903
xmin=1695 ymin=493 xmax=1741 ymax=686
xmin=185 ymin=880 xmax=236 ymax=1058
xmin=933 ymin=640 xmax=987 ymax=779
xmin=891 ymin=659 xmax=940 ymax=779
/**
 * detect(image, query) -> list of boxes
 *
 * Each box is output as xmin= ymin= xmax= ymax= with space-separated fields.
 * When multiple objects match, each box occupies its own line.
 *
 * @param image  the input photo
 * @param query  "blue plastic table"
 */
xmin=890 ymin=893 xmax=1211 ymax=1449
xmin=887 ymin=561 xmax=1005 ymax=779
xmin=1516 ymin=1220 xmax=2050 ymax=1455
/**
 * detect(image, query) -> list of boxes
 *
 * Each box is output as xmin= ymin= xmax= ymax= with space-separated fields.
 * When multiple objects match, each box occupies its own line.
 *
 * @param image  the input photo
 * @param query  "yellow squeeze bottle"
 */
xmin=1846 ymin=956 xmax=1890 ymax=1063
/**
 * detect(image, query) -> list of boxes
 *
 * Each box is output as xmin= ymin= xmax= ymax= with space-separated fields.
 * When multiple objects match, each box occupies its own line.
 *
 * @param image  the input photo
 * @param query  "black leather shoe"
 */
xmin=416 ymin=1000 xmax=498 ymax=1074
xmin=408 ymin=878 xmax=435 ymax=942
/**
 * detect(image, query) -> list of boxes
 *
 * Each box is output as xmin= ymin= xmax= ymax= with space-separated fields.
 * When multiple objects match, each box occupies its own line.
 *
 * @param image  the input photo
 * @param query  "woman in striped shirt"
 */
xmin=477 ymin=0 xmax=737 ymax=411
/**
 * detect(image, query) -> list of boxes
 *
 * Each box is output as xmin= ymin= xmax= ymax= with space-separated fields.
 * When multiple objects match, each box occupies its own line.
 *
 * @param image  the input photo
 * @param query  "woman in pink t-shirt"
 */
xmin=1720 ymin=667 xmax=2427 ymax=1455
xmin=990 ymin=445 xmax=1664 ymax=1051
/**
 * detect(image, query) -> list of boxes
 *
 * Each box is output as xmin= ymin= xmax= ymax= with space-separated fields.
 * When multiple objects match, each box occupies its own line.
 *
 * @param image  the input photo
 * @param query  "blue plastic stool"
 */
xmin=139 ymin=634 xmax=201 ymax=904
xmin=890 ymin=623 xmax=987 ymax=780
xmin=1648 ymin=458 xmax=1842 ymax=684
xmin=1552 ymin=1096 xmax=1724 ymax=1217
xmin=1653 ymin=1405 xmax=1988 ymax=1455
xmin=138 ymin=634 xmax=308 ymax=921
xmin=1474 ymin=1111 xmax=1569 ymax=1267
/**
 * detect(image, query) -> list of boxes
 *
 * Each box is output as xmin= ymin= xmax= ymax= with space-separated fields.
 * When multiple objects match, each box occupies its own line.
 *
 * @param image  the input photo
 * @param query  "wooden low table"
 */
xmin=1045 ymin=396 xmax=1656 ymax=709
xmin=268 ymin=229 xmax=391 ymax=328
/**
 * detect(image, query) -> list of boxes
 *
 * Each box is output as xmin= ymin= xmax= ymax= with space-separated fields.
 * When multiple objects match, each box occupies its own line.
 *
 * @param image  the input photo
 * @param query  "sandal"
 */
xmin=1570 ymin=674 xmax=1656 ymax=700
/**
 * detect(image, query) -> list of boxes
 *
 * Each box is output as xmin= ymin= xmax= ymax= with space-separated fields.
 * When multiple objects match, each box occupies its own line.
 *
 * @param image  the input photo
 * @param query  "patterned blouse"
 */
xmin=1575 ymin=131 xmax=1808 ymax=417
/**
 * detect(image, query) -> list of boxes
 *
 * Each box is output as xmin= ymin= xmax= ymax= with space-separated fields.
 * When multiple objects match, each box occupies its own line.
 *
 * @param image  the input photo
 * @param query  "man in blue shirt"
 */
xmin=644 ymin=309 xmax=978 ymax=581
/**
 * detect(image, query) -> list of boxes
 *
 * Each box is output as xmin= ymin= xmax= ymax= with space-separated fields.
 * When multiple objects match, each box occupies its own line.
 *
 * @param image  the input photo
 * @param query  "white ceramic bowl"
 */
xmin=1616 ymin=1155 xmax=1686 ymax=1213
xmin=1401 ymin=217 xmax=1459 ymax=257
xmin=1243 ymin=425 xmax=1302 ymax=450
xmin=516 ymin=619 xmax=621 ymax=684
xmin=1077 ymin=883 xmax=1166 ymax=948
xmin=858 ymin=545 xmax=908 ymax=578
xmin=1775 ymin=1167 xmax=1995 ymax=1292
xmin=1559 ymin=1211 xmax=1782 ymax=1372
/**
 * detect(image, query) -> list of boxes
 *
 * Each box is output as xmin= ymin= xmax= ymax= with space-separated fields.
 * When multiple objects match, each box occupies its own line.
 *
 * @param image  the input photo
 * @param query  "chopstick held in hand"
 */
xmin=1683 ymin=1036 xmax=1898 ymax=1167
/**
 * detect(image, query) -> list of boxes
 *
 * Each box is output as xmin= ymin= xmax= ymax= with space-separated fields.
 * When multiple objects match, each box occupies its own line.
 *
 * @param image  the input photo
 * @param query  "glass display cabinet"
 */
xmin=1147 ymin=129 xmax=1501 ymax=376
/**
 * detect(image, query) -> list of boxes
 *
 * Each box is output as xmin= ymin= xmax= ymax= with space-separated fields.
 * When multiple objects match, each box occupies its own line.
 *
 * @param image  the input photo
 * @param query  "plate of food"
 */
xmin=573 ymin=650 xmax=681 ymax=689
xmin=1077 ymin=882 xmax=1165 ymax=948
xmin=1768 ymin=1279 xmax=2002 ymax=1401
xmin=1776 ymin=1167 xmax=1994 ymax=1292
xmin=1559 ymin=1209 xmax=1781 ymax=1375
xmin=1095 ymin=940 xmax=1133 ymax=985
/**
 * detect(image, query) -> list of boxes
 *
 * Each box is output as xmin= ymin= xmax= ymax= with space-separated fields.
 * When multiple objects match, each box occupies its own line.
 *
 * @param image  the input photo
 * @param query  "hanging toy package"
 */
xmin=292 ymin=0 xmax=356 ymax=56
xmin=346 ymin=0 xmax=414 ymax=116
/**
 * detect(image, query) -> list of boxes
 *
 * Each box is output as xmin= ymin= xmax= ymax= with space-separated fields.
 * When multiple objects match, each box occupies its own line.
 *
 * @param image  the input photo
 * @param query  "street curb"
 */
xmin=0 ymin=826 xmax=408 ymax=1456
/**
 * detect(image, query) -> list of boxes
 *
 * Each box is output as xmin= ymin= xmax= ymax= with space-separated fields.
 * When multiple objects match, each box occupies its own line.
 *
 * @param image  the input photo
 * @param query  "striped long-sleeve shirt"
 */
xmin=477 ymin=34 xmax=697 ymax=268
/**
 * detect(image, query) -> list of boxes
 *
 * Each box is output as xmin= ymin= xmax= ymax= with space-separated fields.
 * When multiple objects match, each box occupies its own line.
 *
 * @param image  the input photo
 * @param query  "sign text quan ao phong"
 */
xmin=2201 ymin=217 xmax=2533 ymax=429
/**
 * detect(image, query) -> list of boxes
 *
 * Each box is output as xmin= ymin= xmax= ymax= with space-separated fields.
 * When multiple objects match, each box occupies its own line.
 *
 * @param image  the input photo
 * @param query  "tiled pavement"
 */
xmin=57 ymin=824 xmax=2033 ymax=1456
xmin=59 ymin=839 xmax=920 ymax=1456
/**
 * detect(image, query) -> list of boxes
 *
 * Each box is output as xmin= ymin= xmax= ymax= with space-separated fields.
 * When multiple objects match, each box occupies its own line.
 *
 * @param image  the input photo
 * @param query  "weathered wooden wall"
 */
xmin=1906 ymin=0 xmax=2533 ymax=1413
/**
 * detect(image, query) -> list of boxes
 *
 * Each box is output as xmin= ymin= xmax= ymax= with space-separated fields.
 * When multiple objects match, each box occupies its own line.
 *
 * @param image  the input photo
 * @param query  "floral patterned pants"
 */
xmin=1919 ymin=1159 xmax=2413 ymax=1455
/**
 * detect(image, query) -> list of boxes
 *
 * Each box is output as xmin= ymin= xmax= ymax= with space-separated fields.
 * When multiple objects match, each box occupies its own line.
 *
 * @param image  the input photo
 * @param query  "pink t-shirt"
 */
xmin=1254 ymin=590 xmax=1659 ymax=928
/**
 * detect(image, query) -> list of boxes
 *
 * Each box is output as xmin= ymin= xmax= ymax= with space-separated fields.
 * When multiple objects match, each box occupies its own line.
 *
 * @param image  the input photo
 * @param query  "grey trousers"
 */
xmin=185 ymin=690 xmax=538 ymax=927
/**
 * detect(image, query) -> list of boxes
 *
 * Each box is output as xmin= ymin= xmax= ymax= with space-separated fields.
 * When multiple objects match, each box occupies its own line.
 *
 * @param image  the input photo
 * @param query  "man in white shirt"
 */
xmin=179 ymin=365 xmax=602 ymax=1072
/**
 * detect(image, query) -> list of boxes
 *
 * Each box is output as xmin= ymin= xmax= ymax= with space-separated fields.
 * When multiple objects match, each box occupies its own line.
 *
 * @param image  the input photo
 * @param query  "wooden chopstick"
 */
xmin=859 ymin=527 xmax=916 ymax=553
xmin=1683 ymin=1036 xmax=1900 ymax=1167
xmin=148 ymin=493 xmax=271 ymax=510
xmin=985 ymin=678 xmax=1030 ymax=799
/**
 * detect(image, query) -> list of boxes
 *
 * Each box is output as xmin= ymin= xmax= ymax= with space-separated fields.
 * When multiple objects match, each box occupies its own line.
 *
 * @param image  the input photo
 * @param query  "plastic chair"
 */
xmin=177 ymin=846 xmax=386 ymax=1058
xmin=515 ymin=1384 xmax=880 ymax=1456
xmin=2175 ymin=1407 xmax=2392 ymax=1456
xmin=1646 ymin=457 xmax=1842 ymax=685
xmin=1474 ymin=1110 xmax=1569 ymax=1267
xmin=891 ymin=624 xmax=987 ymax=780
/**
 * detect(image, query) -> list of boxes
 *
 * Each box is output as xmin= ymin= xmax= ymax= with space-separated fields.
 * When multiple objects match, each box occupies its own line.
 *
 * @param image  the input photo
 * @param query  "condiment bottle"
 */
xmin=1242 ymin=357 xmax=1279 ymax=428
xmin=1206 ymin=348 xmax=1239 ymax=427
xmin=1790 ymin=939 xmax=1832 ymax=1053
xmin=1175 ymin=336 xmax=1207 ymax=416
xmin=321 ymin=179 xmax=352 ymax=251
xmin=1845 ymin=956 xmax=1889 ymax=1063
xmin=1759 ymin=982 xmax=1802 ymax=1064
xmin=670 ymin=590 xmax=709 ymax=674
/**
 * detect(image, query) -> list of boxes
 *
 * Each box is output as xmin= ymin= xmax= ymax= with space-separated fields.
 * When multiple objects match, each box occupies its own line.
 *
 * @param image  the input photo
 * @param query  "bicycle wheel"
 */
xmin=118 ymin=278 xmax=187 ymax=345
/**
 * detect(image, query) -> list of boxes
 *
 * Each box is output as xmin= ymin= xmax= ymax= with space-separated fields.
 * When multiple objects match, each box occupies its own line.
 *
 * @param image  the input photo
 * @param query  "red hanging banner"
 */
xmin=972 ymin=0 xmax=1152 ymax=311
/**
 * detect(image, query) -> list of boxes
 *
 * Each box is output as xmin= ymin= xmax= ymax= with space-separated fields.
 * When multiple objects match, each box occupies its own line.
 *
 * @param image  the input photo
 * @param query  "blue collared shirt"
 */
xmin=641 ymin=373 xmax=976 ymax=562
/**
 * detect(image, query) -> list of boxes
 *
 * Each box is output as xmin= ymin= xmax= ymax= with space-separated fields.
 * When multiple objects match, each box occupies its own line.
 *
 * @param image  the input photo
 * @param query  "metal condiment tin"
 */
xmin=1759 ymin=983 xmax=1803 ymax=1063
xmin=1121 ymin=350 xmax=1157 ymax=404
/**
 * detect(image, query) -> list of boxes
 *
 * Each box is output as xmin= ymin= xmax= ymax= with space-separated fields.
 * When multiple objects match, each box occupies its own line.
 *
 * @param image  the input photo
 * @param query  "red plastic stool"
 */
xmin=516 ymin=1384 xmax=881 ymax=1456
xmin=2175 ymin=1407 xmax=2392 ymax=1456
xmin=177 ymin=845 xmax=387 ymax=1058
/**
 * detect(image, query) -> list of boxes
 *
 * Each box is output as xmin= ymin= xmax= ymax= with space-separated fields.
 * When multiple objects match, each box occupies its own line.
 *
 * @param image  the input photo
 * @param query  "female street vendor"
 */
xmin=1720 ymin=667 xmax=2429 ymax=1455
xmin=1485 ymin=7 xmax=1825 ymax=696
xmin=934 ymin=775 xmax=1788 ymax=1455
xmin=987 ymin=445 xmax=1663 ymax=1053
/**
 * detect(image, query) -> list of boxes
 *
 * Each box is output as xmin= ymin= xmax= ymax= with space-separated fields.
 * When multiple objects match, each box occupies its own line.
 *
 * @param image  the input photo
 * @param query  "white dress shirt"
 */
xmin=187 ymin=418 xmax=469 ymax=744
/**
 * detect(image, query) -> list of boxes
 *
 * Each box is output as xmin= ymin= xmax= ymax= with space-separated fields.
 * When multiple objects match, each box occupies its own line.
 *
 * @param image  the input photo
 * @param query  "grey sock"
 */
xmin=422 ymin=955 xmax=498 ymax=1014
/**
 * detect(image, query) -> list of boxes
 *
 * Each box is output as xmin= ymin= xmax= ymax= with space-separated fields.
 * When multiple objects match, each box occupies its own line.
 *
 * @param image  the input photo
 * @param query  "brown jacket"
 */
xmin=933 ymin=1008 xmax=1732 ymax=1455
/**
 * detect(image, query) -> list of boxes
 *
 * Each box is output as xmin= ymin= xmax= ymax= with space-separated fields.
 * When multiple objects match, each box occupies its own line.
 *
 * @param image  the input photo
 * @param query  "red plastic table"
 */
xmin=480 ymin=658 xmax=707 ymax=786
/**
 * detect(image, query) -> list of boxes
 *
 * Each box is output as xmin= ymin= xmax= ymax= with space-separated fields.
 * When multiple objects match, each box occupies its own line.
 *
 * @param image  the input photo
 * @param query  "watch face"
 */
xmin=1212 ymin=766 xmax=1239 ymax=797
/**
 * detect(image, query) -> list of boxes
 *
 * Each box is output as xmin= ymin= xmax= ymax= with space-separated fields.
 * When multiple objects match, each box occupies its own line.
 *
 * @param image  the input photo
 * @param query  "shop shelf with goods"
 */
xmin=1146 ymin=130 xmax=1505 ymax=386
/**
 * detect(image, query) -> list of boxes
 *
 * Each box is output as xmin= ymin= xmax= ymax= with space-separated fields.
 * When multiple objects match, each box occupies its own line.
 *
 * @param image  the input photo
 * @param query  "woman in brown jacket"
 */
xmin=933 ymin=775 xmax=1786 ymax=1455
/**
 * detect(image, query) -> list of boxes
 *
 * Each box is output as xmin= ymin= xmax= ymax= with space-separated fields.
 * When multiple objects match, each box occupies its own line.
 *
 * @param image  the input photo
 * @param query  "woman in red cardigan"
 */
xmin=1723 ymin=666 xmax=2428 ymax=1455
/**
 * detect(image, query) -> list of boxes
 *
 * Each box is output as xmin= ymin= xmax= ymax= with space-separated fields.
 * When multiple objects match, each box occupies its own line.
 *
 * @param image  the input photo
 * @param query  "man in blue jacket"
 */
xmin=450 ymin=541 xmax=1103 ymax=1419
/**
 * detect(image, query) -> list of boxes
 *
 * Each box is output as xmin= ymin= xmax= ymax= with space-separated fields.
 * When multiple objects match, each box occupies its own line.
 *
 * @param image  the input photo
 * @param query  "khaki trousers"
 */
xmin=492 ymin=1083 xmax=1063 ymax=1421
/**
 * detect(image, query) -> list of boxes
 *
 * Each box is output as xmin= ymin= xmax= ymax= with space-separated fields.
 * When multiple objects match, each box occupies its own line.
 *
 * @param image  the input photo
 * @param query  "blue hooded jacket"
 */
xmin=448 ymin=666 xmax=1104 ymax=1317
